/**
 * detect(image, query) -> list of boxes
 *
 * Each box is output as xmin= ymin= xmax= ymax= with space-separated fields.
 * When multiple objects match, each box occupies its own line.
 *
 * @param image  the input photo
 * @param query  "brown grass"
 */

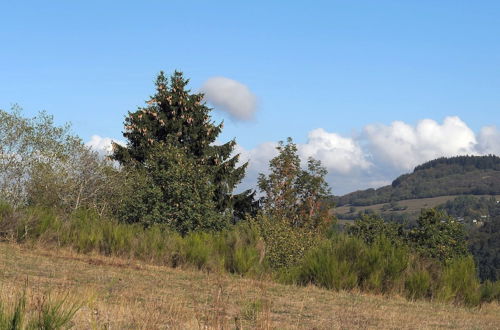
xmin=1 ymin=242 xmax=499 ymax=329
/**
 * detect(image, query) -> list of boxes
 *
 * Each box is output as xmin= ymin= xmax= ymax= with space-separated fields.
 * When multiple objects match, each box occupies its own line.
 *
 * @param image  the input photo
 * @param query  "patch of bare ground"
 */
xmin=1 ymin=243 xmax=499 ymax=329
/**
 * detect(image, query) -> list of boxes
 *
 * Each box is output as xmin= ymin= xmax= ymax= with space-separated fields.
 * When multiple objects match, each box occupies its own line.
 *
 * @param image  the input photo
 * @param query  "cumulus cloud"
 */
xmin=299 ymin=128 xmax=371 ymax=174
xmin=364 ymin=116 xmax=477 ymax=171
xmin=233 ymin=130 xmax=372 ymax=194
xmin=478 ymin=126 xmax=500 ymax=155
xmin=201 ymin=77 xmax=257 ymax=121
xmin=85 ymin=135 xmax=124 ymax=156
xmin=234 ymin=117 xmax=500 ymax=195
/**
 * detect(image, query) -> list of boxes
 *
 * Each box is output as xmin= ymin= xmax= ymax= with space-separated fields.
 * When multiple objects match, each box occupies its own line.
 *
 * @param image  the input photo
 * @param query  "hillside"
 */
xmin=335 ymin=155 xmax=500 ymax=207
xmin=1 ymin=243 xmax=499 ymax=329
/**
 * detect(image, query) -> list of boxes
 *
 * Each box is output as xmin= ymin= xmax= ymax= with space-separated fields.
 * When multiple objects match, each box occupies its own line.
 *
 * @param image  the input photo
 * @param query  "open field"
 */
xmin=1 ymin=243 xmax=499 ymax=329
xmin=334 ymin=194 xmax=500 ymax=220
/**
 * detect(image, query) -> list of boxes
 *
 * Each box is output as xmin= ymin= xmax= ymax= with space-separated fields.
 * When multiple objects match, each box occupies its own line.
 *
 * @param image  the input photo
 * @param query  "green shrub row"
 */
xmin=0 ymin=206 xmax=267 ymax=277
xmin=1 ymin=205 xmax=499 ymax=307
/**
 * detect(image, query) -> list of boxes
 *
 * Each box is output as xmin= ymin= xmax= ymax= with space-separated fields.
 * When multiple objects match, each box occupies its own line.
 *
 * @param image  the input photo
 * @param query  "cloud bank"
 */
xmin=364 ymin=116 xmax=477 ymax=171
xmin=201 ymin=77 xmax=257 ymax=121
xmin=234 ymin=117 xmax=500 ymax=195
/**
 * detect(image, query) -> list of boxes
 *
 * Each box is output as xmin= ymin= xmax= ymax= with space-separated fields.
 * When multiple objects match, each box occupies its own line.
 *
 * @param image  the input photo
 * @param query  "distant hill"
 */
xmin=335 ymin=155 xmax=500 ymax=207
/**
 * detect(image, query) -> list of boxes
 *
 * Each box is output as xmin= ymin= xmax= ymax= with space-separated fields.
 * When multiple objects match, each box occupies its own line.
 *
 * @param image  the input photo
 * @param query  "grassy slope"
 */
xmin=334 ymin=194 xmax=500 ymax=221
xmin=1 ymin=243 xmax=499 ymax=329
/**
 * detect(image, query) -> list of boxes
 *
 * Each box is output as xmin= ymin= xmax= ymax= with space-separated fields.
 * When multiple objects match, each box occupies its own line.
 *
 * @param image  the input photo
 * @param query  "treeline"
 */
xmin=1 ymin=71 xmax=499 ymax=307
xmin=335 ymin=156 xmax=500 ymax=206
xmin=414 ymin=155 xmax=500 ymax=172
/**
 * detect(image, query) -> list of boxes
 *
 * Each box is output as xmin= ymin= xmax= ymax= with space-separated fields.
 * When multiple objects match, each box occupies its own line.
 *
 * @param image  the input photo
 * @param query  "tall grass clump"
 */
xmin=290 ymin=235 xmax=409 ymax=294
xmin=404 ymin=269 xmax=432 ymax=300
xmin=480 ymin=280 xmax=500 ymax=303
xmin=28 ymin=294 xmax=80 ymax=329
xmin=436 ymin=256 xmax=481 ymax=307
xmin=0 ymin=288 xmax=80 ymax=330
xmin=0 ymin=290 xmax=26 ymax=329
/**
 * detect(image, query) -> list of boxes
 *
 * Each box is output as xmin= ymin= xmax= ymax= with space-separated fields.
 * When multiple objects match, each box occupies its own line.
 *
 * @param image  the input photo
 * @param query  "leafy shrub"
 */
xmin=348 ymin=214 xmax=405 ymax=245
xmin=253 ymin=215 xmax=318 ymax=269
xmin=409 ymin=209 xmax=468 ymax=262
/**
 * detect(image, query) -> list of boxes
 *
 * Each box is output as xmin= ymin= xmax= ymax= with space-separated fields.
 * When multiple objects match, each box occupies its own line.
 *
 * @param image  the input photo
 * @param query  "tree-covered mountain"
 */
xmin=335 ymin=155 xmax=500 ymax=206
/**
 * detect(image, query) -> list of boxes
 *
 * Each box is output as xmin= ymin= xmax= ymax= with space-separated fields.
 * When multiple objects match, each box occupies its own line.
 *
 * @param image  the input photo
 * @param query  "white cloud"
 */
xmin=478 ymin=126 xmax=500 ymax=155
xmin=234 ymin=117 xmax=500 ymax=195
xmin=85 ymin=135 xmax=124 ymax=156
xmin=364 ymin=116 xmax=477 ymax=171
xmin=201 ymin=77 xmax=257 ymax=121
xmin=299 ymin=128 xmax=371 ymax=174
xmin=233 ymin=142 xmax=278 ymax=192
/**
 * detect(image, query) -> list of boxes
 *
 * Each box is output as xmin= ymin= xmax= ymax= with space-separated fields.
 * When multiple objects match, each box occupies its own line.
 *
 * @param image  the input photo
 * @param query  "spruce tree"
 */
xmin=113 ymin=71 xmax=249 ymax=229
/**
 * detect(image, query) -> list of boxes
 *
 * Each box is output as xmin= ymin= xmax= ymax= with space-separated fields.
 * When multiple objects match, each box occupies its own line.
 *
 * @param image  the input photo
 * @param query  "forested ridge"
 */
xmin=335 ymin=155 xmax=500 ymax=207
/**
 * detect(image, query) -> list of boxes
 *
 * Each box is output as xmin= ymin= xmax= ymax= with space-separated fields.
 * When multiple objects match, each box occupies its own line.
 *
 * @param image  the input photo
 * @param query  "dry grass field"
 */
xmin=1 ymin=243 xmax=499 ymax=329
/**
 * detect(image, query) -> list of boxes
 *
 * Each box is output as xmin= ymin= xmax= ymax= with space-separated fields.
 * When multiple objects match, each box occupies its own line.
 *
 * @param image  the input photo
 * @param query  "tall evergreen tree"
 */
xmin=112 ymin=71 xmax=249 ymax=226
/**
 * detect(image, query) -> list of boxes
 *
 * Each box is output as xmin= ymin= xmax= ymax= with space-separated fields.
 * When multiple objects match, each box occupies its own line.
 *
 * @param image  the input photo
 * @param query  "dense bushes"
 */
xmin=290 ymin=236 xmax=409 ymax=294
xmin=0 ymin=206 xmax=266 ymax=277
xmin=2 ymin=205 xmax=498 ymax=307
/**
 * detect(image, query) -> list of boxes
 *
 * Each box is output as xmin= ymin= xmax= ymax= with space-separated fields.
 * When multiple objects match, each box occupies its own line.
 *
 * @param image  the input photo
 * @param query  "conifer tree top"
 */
xmin=112 ymin=71 xmax=248 ymax=213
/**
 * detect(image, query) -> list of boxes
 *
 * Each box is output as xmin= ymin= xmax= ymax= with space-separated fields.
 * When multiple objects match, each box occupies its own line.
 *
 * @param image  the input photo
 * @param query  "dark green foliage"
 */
xmin=334 ymin=155 xmax=500 ymax=206
xmin=116 ymin=144 xmax=226 ymax=234
xmin=414 ymin=155 xmax=500 ymax=172
xmin=468 ymin=216 xmax=500 ymax=281
xmin=480 ymin=280 xmax=500 ymax=303
xmin=348 ymin=214 xmax=405 ymax=245
xmin=438 ymin=195 xmax=500 ymax=281
xmin=409 ymin=209 xmax=468 ymax=262
xmin=112 ymin=71 xmax=249 ymax=231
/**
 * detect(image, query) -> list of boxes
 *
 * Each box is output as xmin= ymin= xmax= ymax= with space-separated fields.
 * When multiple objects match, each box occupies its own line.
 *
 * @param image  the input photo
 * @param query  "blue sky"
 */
xmin=1 ymin=1 xmax=500 ymax=194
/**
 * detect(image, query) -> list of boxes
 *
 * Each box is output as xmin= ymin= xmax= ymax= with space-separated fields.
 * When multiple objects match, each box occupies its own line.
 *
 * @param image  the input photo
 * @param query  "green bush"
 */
xmin=291 ymin=239 xmax=357 ymax=290
xmin=219 ymin=223 xmax=266 ymax=276
xmin=291 ymin=235 xmax=409 ymax=294
xmin=437 ymin=256 xmax=481 ymax=306
xmin=253 ymin=215 xmax=318 ymax=269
